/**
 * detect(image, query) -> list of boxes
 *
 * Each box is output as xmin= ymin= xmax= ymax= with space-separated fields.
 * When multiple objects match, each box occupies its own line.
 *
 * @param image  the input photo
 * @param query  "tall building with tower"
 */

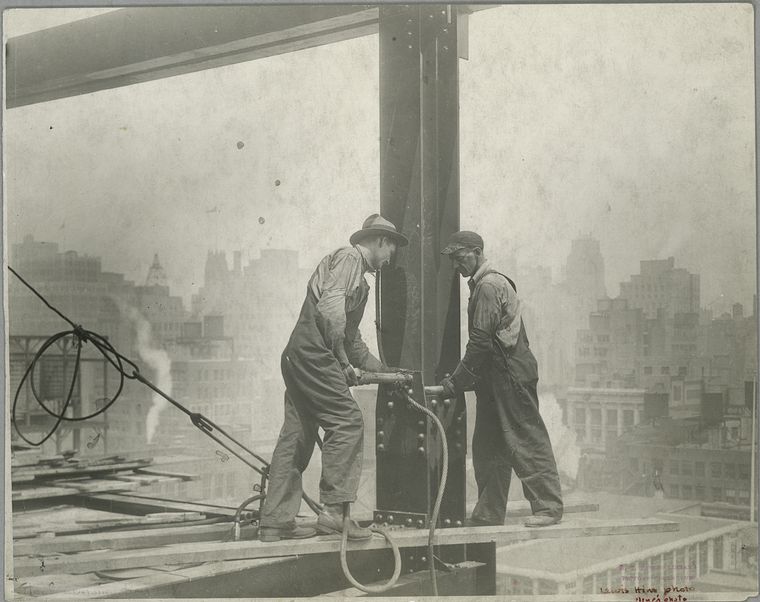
xmin=563 ymin=235 xmax=607 ymax=312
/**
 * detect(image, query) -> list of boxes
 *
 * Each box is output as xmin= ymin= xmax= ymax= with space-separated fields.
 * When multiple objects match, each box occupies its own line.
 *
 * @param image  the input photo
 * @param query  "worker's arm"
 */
xmin=449 ymin=281 xmax=502 ymax=392
xmin=315 ymin=253 xmax=363 ymax=369
xmin=345 ymin=329 xmax=384 ymax=372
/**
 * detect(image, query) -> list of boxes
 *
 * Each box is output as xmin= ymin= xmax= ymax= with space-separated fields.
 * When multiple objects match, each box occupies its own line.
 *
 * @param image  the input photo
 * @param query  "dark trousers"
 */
xmin=471 ymin=365 xmax=563 ymax=524
xmin=259 ymin=352 xmax=364 ymax=529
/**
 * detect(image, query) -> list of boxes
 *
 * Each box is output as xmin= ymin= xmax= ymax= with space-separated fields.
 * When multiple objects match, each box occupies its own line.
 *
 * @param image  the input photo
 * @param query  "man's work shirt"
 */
xmin=308 ymin=246 xmax=383 ymax=371
xmin=452 ymin=260 xmax=524 ymax=389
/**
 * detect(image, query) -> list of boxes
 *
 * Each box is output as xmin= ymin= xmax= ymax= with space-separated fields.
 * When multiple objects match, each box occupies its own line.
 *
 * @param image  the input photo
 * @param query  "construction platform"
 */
xmin=11 ymin=509 xmax=679 ymax=598
xmin=9 ymin=451 xmax=689 ymax=598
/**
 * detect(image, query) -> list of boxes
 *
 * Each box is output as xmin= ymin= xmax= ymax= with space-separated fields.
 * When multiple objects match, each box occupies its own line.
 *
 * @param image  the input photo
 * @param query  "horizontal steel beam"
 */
xmin=6 ymin=5 xmax=379 ymax=108
xmin=13 ymin=517 xmax=679 ymax=578
xmin=325 ymin=560 xmax=484 ymax=596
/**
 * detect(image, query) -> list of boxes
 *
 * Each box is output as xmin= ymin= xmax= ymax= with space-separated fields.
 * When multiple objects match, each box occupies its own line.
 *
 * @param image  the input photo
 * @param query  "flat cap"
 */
xmin=440 ymin=231 xmax=484 ymax=255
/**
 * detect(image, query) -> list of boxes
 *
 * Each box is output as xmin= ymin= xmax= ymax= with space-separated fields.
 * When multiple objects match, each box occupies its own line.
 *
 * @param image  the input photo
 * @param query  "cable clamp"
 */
xmin=72 ymin=325 xmax=89 ymax=342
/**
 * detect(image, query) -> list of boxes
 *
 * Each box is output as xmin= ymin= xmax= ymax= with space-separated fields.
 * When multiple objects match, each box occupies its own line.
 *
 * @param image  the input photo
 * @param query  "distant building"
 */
xmin=563 ymin=235 xmax=607 ymax=308
xmin=575 ymin=298 xmax=645 ymax=388
xmin=564 ymin=387 xmax=645 ymax=451
xmin=8 ymin=236 xmax=197 ymax=456
xmin=619 ymin=257 xmax=700 ymax=319
xmin=9 ymin=235 xmax=135 ymax=350
xmin=516 ymin=236 xmax=607 ymax=391
xmin=145 ymin=253 xmax=169 ymax=288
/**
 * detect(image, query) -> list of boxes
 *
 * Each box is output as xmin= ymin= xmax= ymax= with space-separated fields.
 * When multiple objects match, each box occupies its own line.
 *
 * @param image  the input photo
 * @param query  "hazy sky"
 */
xmin=4 ymin=4 xmax=756 ymax=310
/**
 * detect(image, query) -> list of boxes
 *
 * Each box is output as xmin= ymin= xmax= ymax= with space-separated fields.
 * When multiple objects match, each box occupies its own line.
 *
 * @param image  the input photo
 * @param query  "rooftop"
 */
xmin=496 ymin=492 xmax=754 ymax=577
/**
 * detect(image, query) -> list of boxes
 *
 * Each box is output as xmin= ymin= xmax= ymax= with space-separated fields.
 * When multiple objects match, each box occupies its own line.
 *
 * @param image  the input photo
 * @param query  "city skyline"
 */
xmin=9 ymin=231 xmax=753 ymax=317
xmin=5 ymin=5 xmax=755 ymax=312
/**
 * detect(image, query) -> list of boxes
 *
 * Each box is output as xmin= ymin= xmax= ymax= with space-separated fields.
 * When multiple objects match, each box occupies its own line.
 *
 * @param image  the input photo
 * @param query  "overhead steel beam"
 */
xmin=5 ymin=5 xmax=379 ymax=108
xmin=5 ymin=4 xmax=490 ymax=108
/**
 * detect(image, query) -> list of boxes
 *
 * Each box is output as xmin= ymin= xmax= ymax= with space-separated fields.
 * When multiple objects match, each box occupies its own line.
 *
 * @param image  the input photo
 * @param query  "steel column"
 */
xmin=376 ymin=2 xmax=468 ymax=578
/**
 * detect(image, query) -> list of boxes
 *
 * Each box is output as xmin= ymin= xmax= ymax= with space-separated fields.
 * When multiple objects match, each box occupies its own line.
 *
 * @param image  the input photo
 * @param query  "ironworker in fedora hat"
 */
xmin=439 ymin=231 xmax=564 ymax=528
xmin=259 ymin=214 xmax=408 ymax=542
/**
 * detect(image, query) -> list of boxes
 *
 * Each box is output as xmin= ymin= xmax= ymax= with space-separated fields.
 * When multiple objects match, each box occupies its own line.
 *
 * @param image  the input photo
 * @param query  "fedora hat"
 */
xmin=350 ymin=214 xmax=409 ymax=247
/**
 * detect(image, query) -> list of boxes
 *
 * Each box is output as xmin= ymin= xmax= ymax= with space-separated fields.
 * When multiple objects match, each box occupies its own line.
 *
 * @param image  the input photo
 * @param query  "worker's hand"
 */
xmin=439 ymin=376 xmax=457 ymax=399
xmin=380 ymin=364 xmax=411 ymax=374
xmin=343 ymin=364 xmax=359 ymax=387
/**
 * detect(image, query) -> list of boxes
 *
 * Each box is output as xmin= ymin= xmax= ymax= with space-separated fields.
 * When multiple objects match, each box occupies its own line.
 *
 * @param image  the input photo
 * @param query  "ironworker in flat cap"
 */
xmin=259 ymin=214 xmax=409 ymax=542
xmin=439 ymin=231 xmax=563 ymax=528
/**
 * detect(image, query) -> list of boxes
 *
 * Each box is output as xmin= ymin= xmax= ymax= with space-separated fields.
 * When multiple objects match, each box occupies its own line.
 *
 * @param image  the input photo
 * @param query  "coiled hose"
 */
xmin=337 ymin=389 xmax=448 ymax=595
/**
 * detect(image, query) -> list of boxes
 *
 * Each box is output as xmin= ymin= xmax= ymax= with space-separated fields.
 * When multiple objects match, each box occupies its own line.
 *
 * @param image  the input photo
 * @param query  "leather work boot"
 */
xmin=316 ymin=511 xmax=372 ymax=540
xmin=258 ymin=524 xmax=317 ymax=542
xmin=523 ymin=515 xmax=561 ymax=528
xmin=465 ymin=516 xmax=503 ymax=527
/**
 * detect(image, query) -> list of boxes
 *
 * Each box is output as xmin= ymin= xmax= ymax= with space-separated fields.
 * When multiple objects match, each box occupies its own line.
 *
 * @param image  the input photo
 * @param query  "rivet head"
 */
xmin=387 ymin=401 xmax=394 ymax=410
xmin=421 ymin=556 xmax=427 ymax=563
xmin=406 ymin=518 xmax=413 ymax=526
xmin=376 ymin=513 xmax=383 ymax=522
xmin=443 ymin=398 xmax=450 ymax=407
xmin=378 ymin=417 xmax=384 ymax=425
xmin=407 ymin=388 xmax=414 ymax=395
xmin=378 ymin=430 xmax=385 ymax=438
xmin=418 ymin=421 xmax=425 ymax=428
xmin=377 ymin=444 xmax=385 ymax=452
xmin=431 ymin=399 xmax=437 ymax=407
xmin=407 ymin=45 xmax=413 ymax=50
xmin=388 ymin=515 xmax=394 ymax=523
xmin=417 ymin=520 xmax=424 ymax=527
xmin=444 ymin=519 xmax=451 ymax=526
xmin=417 ymin=433 xmax=425 ymax=441
xmin=455 ymin=520 xmax=462 ymax=527
xmin=417 ymin=446 xmax=426 ymax=454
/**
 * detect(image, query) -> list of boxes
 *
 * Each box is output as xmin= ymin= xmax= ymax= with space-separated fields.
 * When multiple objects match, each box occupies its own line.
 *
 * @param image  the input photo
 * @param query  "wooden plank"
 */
xmin=73 ymin=492 xmax=240 ymax=517
xmin=12 ymin=485 xmax=81 ymax=501
xmin=40 ymin=558 xmax=289 ymax=600
xmin=72 ymin=511 xmax=206 ymax=530
xmin=13 ymin=520 xmax=237 ymax=556
xmin=502 ymin=500 xmax=599 ymax=518
xmin=12 ymin=518 xmax=679 ymax=578
xmin=134 ymin=468 xmax=197 ymax=481
xmin=12 ymin=479 xmax=140 ymax=501
xmin=12 ymin=459 xmax=152 ymax=482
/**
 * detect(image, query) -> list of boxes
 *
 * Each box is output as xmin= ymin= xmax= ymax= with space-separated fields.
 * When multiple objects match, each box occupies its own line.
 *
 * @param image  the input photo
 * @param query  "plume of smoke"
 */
xmin=539 ymin=391 xmax=581 ymax=481
xmin=122 ymin=305 xmax=172 ymax=444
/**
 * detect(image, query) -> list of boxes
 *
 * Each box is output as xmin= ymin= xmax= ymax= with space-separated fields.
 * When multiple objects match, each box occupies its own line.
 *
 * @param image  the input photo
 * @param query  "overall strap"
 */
xmin=479 ymin=269 xmax=517 ymax=293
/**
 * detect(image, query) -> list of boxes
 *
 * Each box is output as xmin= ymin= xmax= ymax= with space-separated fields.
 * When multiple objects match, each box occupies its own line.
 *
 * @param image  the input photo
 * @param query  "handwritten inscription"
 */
xmin=599 ymin=585 xmax=695 ymax=601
